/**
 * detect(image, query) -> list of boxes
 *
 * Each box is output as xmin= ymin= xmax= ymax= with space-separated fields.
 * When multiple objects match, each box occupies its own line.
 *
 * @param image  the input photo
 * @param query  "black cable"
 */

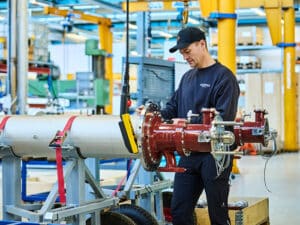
xmin=263 ymin=155 xmax=272 ymax=193
xmin=261 ymin=132 xmax=279 ymax=193
xmin=119 ymin=0 xmax=130 ymax=115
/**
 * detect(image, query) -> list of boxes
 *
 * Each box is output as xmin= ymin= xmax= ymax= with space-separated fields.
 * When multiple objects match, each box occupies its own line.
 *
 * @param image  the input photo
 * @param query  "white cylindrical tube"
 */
xmin=0 ymin=115 xmax=141 ymax=159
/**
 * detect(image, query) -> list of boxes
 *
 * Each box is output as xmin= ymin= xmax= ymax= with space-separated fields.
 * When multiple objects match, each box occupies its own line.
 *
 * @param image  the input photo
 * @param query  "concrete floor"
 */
xmin=161 ymin=152 xmax=300 ymax=225
xmin=0 ymin=152 xmax=299 ymax=224
xmin=229 ymin=152 xmax=300 ymax=225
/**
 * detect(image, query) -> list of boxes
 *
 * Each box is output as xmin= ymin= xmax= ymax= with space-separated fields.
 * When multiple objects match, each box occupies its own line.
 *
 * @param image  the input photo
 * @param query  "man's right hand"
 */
xmin=135 ymin=105 xmax=145 ymax=116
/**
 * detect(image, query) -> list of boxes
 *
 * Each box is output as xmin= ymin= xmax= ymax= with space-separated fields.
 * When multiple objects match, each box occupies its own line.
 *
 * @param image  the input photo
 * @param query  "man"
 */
xmin=163 ymin=27 xmax=240 ymax=225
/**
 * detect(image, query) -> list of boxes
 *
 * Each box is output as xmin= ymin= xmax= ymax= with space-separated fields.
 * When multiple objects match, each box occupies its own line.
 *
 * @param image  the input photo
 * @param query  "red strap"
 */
xmin=111 ymin=159 xmax=132 ymax=197
xmin=55 ymin=116 xmax=77 ymax=205
xmin=0 ymin=116 xmax=10 ymax=130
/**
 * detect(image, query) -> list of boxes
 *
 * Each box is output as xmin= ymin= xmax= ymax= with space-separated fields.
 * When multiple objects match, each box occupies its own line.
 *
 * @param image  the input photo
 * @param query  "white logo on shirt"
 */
xmin=200 ymin=83 xmax=210 ymax=88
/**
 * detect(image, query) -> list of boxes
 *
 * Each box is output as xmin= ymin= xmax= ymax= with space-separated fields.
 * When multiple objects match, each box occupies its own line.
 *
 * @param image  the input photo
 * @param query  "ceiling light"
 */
xmin=128 ymin=23 xmax=137 ymax=30
xmin=251 ymin=8 xmax=266 ymax=17
xmin=157 ymin=31 xmax=173 ymax=39
xmin=65 ymin=33 xmax=87 ymax=42
xmin=29 ymin=0 xmax=49 ymax=7
xmin=73 ymin=5 xmax=100 ymax=10
xmin=188 ymin=17 xmax=200 ymax=24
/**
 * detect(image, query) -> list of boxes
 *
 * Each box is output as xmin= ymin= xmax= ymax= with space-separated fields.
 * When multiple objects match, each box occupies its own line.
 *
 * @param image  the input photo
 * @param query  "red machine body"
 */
xmin=234 ymin=110 xmax=269 ymax=146
xmin=141 ymin=107 xmax=271 ymax=172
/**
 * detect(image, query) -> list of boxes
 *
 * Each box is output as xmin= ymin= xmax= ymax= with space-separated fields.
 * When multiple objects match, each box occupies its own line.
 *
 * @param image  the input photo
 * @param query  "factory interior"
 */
xmin=0 ymin=0 xmax=299 ymax=224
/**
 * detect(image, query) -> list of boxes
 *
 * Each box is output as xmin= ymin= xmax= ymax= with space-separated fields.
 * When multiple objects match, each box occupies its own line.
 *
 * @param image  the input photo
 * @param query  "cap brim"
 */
xmin=169 ymin=42 xmax=190 ymax=53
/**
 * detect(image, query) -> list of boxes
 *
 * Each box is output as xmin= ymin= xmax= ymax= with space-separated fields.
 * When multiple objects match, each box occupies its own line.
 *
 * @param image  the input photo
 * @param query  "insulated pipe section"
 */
xmin=0 ymin=115 xmax=141 ymax=159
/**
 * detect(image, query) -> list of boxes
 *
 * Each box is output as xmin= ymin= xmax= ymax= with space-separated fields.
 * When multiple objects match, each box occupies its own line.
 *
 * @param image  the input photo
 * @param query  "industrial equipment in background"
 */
xmin=123 ymin=57 xmax=174 ymax=113
xmin=27 ymin=39 xmax=110 ymax=115
xmin=84 ymin=39 xmax=109 ymax=114
xmin=44 ymin=6 xmax=114 ymax=115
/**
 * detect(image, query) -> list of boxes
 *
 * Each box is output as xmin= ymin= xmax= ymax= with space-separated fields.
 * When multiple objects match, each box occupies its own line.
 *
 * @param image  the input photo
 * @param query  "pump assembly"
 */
xmin=139 ymin=103 xmax=277 ymax=174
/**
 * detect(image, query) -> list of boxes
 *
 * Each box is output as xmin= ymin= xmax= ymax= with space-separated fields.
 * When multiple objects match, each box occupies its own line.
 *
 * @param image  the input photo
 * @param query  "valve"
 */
xmin=140 ymin=103 xmax=276 ymax=173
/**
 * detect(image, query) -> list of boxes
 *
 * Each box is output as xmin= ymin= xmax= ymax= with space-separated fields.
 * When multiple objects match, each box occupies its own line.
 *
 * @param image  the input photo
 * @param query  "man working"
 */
xmin=162 ymin=27 xmax=240 ymax=225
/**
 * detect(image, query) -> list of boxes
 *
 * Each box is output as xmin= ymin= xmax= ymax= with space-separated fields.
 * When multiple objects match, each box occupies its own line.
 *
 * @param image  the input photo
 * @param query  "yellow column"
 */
xmin=198 ymin=0 xmax=218 ymax=17
xmin=216 ymin=0 xmax=239 ymax=173
xmin=98 ymin=25 xmax=113 ymax=114
xmin=264 ymin=0 xmax=282 ymax=45
xmin=218 ymin=0 xmax=236 ymax=74
xmin=283 ymin=7 xmax=298 ymax=151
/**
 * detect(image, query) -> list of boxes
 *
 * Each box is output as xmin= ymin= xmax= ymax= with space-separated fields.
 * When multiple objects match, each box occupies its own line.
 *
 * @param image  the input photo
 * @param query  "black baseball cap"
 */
xmin=169 ymin=27 xmax=206 ymax=53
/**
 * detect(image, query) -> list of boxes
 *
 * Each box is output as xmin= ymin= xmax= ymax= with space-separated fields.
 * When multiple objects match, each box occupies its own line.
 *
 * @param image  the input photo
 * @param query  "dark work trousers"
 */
xmin=171 ymin=152 xmax=233 ymax=225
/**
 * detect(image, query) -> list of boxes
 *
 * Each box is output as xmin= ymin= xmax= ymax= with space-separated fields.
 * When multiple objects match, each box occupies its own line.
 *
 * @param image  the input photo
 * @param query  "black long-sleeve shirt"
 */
xmin=161 ymin=62 xmax=240 ymax=123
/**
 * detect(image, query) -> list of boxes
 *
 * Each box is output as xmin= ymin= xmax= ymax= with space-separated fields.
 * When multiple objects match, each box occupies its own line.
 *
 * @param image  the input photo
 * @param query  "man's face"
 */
xmin=179 ymin=40 xmax=206 ymax=68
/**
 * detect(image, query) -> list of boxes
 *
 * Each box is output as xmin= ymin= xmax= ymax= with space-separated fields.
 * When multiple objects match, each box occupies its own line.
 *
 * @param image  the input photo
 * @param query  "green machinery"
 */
xmin=85 ymin=39 xmax=109 ymax=114
xmin=28 ymin=39 xmax=109 ymax=113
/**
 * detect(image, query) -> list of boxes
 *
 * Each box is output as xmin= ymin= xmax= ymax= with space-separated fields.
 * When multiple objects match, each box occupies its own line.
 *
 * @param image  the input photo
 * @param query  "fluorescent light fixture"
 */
xmin=77 ymin=31 xmax=98 ymax=39
xmin=128 ymin=23 xmax=137 ymax=30
xmin=251 ymin=8 xmax=266 ymax=16
xmin=65 ymin=33 xmax=87 ymax=42
xmin=32 ymin=16 xmax=62 ymax=22
xmin=157 ymin=31 xmax=173 ymax=39
xmin=130 ymin=51 xmax=139 ymax=56
xmin=30 ymin=0 xmax=49 ymax=7
xmin=73 ymin=5 xmax=100 ymax=10
xmin=188 ymin=17 xmax=200 ymax=24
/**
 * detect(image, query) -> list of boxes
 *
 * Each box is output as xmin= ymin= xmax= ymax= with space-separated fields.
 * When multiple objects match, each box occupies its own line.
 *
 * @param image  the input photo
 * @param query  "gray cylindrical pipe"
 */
xmin=0 ymin=115 xmax=141 ymax=160
xmin=16 ymin=0 xmax=28 ymax=114
xmin=92 ymin=55 xmax=105 ymax=79
xmin=8 ymin=0 xmax=17 ymax=114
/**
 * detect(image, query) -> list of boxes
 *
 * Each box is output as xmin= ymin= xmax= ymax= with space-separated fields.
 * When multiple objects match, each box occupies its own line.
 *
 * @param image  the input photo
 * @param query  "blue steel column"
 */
xmin=7 ymin=0 xmax=17 ymax=114
xmin=136 ymin=12 xmax=150 ymax=56
xmin=137 ymin=167 xmax=155 ymax=215
xmin=16 ymin=0 xmax=28 ymax=114
xmin=66 ymin=159 xmax=86 ymax=225
xmin=2 ymin=156 xmax=22 ymax=220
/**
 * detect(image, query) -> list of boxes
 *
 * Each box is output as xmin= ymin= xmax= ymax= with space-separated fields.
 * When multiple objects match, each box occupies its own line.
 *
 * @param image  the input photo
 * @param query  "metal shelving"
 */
xmin=237 ymin=68 xmax=282 ymax=74
xmin=210 ymin=45 xmax=282 ymax=74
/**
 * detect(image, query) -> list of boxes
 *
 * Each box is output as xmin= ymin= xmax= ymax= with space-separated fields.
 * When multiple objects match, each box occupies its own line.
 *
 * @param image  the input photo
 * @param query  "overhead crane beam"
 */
xmin=44 ymin=6 xmax=114 ymax=114
xmin=121 ymin=0 xmax=293 ymax=15
xmin=44 ymin=6 xmax=111 ymax=26
xmin=122 ymin=1 xmax=200 ymax=12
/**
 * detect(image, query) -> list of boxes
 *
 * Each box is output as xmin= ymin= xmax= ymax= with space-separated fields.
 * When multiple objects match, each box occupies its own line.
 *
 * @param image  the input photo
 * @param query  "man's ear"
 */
xmin=200 ymin=39 xmax=207 ymax=49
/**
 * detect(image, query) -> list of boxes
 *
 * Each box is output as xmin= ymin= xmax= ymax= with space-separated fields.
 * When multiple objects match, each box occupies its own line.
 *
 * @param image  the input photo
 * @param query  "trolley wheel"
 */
xmin=86 ymin=210 xmax=136 ymax=225
xmin=112 ymin=204 xmax=159 ymax=225
xmin=162 ymin=191 xmax=197 ymax=225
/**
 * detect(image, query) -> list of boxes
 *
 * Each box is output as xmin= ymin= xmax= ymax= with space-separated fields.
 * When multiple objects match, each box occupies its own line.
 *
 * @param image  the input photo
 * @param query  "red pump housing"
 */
xmin=141 ymin=107 xmax=270 ymax=172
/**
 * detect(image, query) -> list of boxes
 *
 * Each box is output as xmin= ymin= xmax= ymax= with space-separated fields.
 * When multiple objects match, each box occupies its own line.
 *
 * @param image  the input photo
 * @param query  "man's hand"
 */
xmin=135 ymin=105 xmax=145 ymax=116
